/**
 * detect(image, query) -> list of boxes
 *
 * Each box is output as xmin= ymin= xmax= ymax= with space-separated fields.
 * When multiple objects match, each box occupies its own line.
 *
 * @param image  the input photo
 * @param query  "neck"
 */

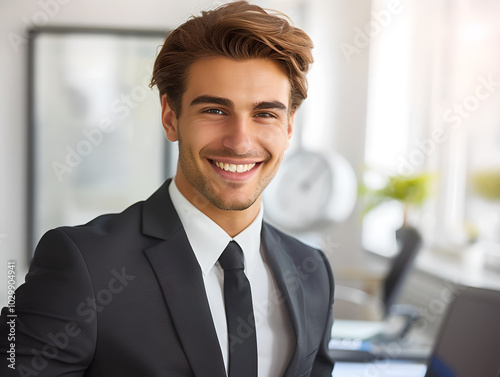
xmin=174 ymin=178 xmax=261 ymax=238
xmin=207 ymin=204 xmax=261 ymax=238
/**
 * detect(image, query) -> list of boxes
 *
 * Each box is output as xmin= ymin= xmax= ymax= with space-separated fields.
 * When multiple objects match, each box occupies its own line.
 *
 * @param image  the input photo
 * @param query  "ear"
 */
xmin=161 ymin=94 xmax=179 ymax=142
xmin=286 ymin=110 xmax=295 ymax=148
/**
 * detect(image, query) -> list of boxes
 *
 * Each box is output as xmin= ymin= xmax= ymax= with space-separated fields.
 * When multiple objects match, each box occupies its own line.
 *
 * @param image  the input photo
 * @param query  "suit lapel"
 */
xmin=142 ymin=180 xmax=226 ymax=377
xmin=261 ymin=223 xmax=307 ymax=377
xmin=141 ymin=180 xmax=308 ymax=376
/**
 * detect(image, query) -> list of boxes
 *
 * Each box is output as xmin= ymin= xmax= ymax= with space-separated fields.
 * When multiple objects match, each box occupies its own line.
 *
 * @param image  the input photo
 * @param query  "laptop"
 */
xmin=424 ymin=285 xmax=500 ymax=376
xmin=332 ymin=285 xmax=500 ymax=377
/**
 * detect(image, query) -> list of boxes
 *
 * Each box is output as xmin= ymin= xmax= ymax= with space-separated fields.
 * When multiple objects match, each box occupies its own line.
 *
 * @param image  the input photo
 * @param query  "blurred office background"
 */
xmin=1 ymin=0 xmax=499 ymax=334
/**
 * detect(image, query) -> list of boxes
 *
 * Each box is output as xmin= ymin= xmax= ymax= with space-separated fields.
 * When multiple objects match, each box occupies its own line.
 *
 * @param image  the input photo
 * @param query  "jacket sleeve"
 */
xmin=0 ymin=228 xmax=96 ymax=376
xmin=310 ymin=249 xmax=335 ymax=376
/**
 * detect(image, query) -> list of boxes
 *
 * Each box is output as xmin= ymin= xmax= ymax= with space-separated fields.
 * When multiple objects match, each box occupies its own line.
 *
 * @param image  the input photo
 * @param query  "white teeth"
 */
xmin=214 ymin=160 xmax=256 ymax=173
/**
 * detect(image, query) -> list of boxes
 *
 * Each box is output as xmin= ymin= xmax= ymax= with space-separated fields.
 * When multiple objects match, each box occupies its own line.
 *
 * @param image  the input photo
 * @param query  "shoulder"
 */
xmin=62 ymin=200 xmax=145 ymax=239
xmin=37 ymin=197 xmax=157 ymax=259
xmin=262 ymin=221 xmax=325 ymax=259
xmin=33 ymin=200 xmax=149 ymax=266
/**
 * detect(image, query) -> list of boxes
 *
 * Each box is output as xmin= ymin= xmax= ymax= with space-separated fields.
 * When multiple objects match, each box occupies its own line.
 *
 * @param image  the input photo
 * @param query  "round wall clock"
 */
xmin=264 ymin=149 xmax=357 ymax=231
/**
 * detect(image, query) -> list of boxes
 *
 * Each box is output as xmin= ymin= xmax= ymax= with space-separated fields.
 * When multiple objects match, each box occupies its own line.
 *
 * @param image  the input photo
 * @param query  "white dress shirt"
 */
xmin=169 ymin=180 xmax=294 ymax=377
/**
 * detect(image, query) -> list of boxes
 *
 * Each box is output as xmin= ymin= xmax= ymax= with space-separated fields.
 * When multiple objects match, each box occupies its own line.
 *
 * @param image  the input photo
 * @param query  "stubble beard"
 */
xmin=176 ymin=132 xmax=277 ymax=212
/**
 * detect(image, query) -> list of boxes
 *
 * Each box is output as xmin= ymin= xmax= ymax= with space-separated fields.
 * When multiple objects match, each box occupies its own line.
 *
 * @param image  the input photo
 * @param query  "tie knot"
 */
xmin=219 ymin=241 xmax=244 ymax=270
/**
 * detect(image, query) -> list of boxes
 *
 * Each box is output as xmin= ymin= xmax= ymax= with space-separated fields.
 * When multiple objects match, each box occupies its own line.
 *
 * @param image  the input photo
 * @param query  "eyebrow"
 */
xmin=253 ymin=101 xmax=287 ymax=112
xmin=190 ymin=95 xmax=234 ymax=108
xmin=190 ymin=95 xmax=288 ymax=112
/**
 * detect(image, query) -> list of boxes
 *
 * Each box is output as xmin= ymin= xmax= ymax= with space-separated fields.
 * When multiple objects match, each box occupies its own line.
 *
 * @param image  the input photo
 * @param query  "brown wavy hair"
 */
xmin=150 ymin=1 xmax=313 ymax=116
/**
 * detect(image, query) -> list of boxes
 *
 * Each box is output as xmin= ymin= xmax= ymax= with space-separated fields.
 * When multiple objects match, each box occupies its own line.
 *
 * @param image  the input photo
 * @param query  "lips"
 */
xmin=211 ymin=160 xmax=257 ymax=173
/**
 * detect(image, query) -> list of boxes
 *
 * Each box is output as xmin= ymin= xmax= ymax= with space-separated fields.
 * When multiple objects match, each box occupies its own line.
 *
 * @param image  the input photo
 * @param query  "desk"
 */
xmin=333 ymin=361 xmax=427 ymax=377
xmin=416 ymin=246 xmax=500 ymax=290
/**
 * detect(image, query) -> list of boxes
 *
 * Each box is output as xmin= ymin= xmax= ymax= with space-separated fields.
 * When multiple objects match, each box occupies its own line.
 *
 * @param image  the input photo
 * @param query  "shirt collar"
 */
xmin=168 ymin=179 xmax=263 ymax=276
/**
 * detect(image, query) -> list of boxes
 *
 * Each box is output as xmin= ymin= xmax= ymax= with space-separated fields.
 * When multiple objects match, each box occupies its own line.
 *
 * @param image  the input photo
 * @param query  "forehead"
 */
xmin=183 ymin=57 xmax=291 ymax=106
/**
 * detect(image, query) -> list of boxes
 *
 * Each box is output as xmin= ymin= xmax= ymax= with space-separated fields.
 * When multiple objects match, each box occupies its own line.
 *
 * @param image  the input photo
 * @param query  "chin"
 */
xmin=208 ymin=194 xmax=259 ymax=212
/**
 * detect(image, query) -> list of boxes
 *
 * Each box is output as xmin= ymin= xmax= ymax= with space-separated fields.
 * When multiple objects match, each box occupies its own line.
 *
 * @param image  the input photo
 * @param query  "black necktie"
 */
xmin=218 ymin=241 xmax=258 ymax=377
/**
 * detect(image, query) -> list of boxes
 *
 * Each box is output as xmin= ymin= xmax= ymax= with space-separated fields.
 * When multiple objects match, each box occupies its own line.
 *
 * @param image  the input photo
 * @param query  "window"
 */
xmin=363 ymin=0 xmax=500 ymax=257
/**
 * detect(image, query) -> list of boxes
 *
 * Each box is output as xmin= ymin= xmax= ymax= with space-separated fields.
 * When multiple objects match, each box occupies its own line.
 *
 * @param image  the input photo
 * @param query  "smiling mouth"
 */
xmin=211 ymin=160 xmax=258 ymax=173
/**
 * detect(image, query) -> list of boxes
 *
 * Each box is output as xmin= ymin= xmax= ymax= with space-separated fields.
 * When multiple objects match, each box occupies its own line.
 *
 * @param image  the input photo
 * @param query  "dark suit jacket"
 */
xmin=1 ymin=179 xmax=334 ymax=376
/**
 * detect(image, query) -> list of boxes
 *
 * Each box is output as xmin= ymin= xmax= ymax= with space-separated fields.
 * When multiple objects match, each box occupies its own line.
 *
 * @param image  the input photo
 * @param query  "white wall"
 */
xmin=0 ymin=0 xmax=371 ymax=302
xmin=305 ymin=0 xmax=371 ymax=269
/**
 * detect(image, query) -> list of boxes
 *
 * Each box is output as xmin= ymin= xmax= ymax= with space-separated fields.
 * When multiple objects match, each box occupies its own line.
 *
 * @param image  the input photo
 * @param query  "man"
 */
xmin=1 ymin=1 xmax=334 ymax=376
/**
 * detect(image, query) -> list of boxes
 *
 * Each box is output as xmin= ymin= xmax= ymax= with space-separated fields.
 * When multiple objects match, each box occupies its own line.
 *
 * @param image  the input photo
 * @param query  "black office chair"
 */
xmin=383 ymin=225 xmax=422 ymax=316
xmin=330 ymin=227 xmax=424 ymax=361
xmin=334 ymin=225 xmax=422 ymax=324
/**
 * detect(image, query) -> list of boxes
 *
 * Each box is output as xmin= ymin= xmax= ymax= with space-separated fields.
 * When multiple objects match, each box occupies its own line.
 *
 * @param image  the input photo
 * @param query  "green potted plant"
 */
xmin=472 ymin=170 xmax=500 ymax=201
xmin=360 ymin=173 xmax=434 ymax=227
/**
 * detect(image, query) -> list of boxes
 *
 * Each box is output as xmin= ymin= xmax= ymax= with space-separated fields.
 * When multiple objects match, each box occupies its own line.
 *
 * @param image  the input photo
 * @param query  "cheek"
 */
xmin=181 ymin=123 xmax=219 ymax=150
xmin=258 ymin=126 xmax=289 ymax=154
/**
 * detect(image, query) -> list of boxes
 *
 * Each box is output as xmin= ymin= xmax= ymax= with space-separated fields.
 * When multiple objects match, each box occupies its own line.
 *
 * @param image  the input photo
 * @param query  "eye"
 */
xmin=254 ymin=112 xmax=277 ymax=119
xmin=204 ymin=108 xmax=226 ymax=115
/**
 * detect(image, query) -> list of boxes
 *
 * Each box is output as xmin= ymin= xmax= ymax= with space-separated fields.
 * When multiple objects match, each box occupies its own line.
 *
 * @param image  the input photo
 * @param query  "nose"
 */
xmin=221 ymin=116 xmax=253 ymax=155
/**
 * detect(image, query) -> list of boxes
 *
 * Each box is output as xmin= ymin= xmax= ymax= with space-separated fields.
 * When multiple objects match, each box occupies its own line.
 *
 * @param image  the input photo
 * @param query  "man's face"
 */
xmin=161 ymin=57 xmax=294 ymax=213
